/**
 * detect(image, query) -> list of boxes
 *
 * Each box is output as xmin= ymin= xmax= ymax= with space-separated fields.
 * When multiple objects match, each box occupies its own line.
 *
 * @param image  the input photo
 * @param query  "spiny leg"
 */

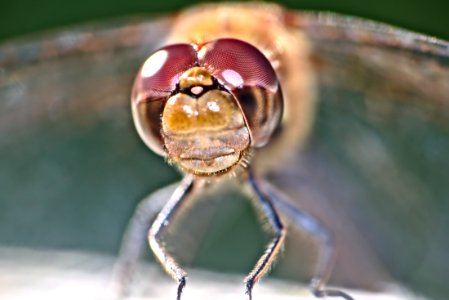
xmin=149 ymin=175 xmax=195 ymax=300
xmin=259 ymin=179 xmax=354 ymax=300
xmin=244 ymin=170 xmax=286 ymax=300
xmin=113 ymin=182 xmax=180 ymax=298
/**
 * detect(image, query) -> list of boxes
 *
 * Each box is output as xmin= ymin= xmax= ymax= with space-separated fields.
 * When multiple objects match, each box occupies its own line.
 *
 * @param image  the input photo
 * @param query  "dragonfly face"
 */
xmin=131 ymin=38 xmax=283 ymax=175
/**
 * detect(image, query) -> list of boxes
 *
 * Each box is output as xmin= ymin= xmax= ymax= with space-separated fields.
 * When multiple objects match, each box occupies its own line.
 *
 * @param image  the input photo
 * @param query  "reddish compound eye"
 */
xmin=199 ymin=38 xmax=283 ymax=147
xmin=199 ymin=38 xmax=279 ymax=93
xmin=131 ymin=44 xmax=198 ymax=155
xmin=132 ymin=44 xmax=198 ymax=104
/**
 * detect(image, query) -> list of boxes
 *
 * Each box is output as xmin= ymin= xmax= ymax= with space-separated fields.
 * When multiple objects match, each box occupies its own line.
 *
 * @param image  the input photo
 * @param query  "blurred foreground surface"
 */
xmin=0 ymin=247 xmax=427 ymax=300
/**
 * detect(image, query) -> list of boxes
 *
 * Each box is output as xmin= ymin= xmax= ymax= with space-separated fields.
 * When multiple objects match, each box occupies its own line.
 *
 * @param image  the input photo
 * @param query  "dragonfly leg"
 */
xmin=244 ymin=170 xmax=286 ymax=300
xmin=148 ymin=175 xmax=195 ymax=300
xmin=113 ymin=182 xmax=180 ymax=298
xmin=259 ymin=179 xmax=354 ymax=300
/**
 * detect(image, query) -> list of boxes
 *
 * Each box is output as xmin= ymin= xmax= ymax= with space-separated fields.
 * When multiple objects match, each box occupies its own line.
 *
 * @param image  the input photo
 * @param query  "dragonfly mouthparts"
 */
xmin=179 ymin=146 xmax=236 ymax=160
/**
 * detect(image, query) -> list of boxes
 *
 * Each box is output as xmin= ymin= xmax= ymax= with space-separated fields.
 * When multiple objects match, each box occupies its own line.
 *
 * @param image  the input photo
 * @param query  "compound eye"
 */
xmin=198 ymin=38 xmax=279 ymax=93
xmin=131 ymin=44 xmax=198 ymax=155
xmin=132 ymin=44 xmax=198 ymax=103
xmin=199 ymin=38 xmax=283 ymax=147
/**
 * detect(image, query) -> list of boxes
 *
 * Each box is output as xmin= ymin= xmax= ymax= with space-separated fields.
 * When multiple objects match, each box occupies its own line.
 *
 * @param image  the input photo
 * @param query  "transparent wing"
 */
xmin=0 ymin=16 xmax=180 ymax=252
xmin=268 ymin=11 xmax=449 ymax=300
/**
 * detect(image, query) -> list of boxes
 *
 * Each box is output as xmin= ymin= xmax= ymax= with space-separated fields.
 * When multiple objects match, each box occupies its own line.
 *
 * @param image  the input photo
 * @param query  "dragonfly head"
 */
xmin=131 ymin=38 xmax=283 ymax=176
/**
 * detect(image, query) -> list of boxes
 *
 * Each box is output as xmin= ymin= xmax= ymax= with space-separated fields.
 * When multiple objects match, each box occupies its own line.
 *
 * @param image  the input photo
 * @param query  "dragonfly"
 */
xmin=0 ymin=2 xmax=448 ymax=300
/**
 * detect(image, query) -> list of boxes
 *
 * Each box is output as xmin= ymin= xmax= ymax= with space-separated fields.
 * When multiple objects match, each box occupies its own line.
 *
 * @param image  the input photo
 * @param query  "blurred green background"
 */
xmin=1 ymin=1 xmax=449 ymax=299
xmin=1 ymin=0 xmax=449 ymax=41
